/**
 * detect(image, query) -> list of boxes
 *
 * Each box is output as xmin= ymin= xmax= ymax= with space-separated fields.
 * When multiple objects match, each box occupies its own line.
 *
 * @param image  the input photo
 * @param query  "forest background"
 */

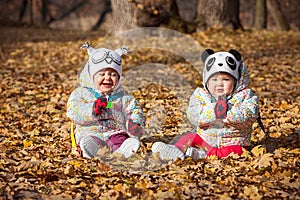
xmin=0 ymin=0 xmax=299 ymax=199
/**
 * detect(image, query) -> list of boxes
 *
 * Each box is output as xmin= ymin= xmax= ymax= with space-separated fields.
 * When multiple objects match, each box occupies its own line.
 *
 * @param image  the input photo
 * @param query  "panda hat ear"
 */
xmin=201 ymin=49 xmax=215 ymax=62
xmin=229 ymin=49 xmax=241 ymax=61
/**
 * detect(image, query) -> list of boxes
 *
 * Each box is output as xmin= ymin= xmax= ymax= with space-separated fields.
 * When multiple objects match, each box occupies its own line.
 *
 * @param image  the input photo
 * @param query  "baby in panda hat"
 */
xmin=152 ymin=49 xmax=260 ymax=160
xmin=67 ymin=42 xmax=145 ymax=159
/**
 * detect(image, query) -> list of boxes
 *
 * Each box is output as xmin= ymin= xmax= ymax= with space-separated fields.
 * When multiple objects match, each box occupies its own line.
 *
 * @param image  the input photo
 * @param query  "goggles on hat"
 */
xmin=91 ymin=50 xmax=121 ymax=66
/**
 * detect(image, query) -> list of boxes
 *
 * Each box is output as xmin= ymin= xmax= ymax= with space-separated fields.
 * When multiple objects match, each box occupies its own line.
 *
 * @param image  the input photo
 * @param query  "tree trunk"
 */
xmin=110 ymin=0 xmax=179 ymax=32
xmin=91 ymin=0 xmax=112 ymax=31
xmin=29 ymin=0 xmax=33 ymax=25
xmin=195 ymin=0 xmax=243 ymax=30
xmin=47 ymin=0 xmax=87 ymax=25
xmin=111 ymin=0 xmax=137 ymax=32
xmin=111 ymin=0 xmax=242 ymax=32
xmin=267 ymin=0 xmax=290 ymax=30
xmin=41 ymin=0 xmax=48 ymax=27
xmin=254 ymin=0 xmax=267 ymax=29
xmin=19 ymin=0 xmax=28 ymax=22
xmin=175 ymin=0 xmax=198 ymax=22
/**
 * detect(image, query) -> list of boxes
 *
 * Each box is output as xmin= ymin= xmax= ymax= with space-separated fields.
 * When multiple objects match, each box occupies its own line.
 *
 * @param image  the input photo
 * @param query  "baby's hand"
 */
xmin=93 ymin=97 xmax=108 ymax=115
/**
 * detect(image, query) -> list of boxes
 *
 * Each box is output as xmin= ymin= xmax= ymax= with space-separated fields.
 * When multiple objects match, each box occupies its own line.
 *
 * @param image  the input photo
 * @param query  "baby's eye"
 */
xmin=111 ymin=72 xmax=118 ymax=77
xmin=98 ymin=72 xmax=105 ymax=76
xmin=211 ymin=78 xmax=218 ymax=81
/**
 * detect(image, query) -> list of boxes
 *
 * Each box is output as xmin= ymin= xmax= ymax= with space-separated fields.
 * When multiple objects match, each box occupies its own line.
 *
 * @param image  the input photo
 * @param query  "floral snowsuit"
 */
xmin=177 ymin=63 xmax=259 ymax=157
xmin=66 ymin=61 xmax=145 ymax=158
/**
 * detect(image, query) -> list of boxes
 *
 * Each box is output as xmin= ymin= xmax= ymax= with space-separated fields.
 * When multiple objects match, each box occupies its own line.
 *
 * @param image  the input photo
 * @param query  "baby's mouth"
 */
xmin=101 ymin=82 xmax=113 ymax=87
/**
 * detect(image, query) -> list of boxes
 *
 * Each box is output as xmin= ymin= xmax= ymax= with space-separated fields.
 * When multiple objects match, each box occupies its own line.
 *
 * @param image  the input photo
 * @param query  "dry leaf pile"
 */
xmin=0 ymin=27 xmax=299 ymax=199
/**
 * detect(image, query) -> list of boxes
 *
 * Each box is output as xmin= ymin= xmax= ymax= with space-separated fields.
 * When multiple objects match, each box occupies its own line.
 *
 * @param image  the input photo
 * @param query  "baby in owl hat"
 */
xmin=67 ymin=42 xmax=145 ymax=158
xmin=152 ymin=49 xmax=260 ymax=160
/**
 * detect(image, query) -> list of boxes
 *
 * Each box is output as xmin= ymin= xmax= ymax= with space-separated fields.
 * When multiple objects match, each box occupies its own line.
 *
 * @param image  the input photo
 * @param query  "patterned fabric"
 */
xmin=67 ymin=85 xmax=145 ymax=141
xmin=127 ymin=118 xmax=143 ymax=137
xmin=215 ymin=97 xmax=227 ymax=119
xmin=66 ymin=55 xmax=145 ymax=158
xmin=93 ymin=97 xmax=108 ymax=115
xmin=187 ymin=63 xmax=259 ymax=148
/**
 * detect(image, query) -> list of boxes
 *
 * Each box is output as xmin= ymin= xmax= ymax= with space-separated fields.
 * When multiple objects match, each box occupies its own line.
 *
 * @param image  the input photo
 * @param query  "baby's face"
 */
xmin=207 ymin=73 xmax=235 ymax=98
xmin=93 ymin=68 xmax=119 ymax=94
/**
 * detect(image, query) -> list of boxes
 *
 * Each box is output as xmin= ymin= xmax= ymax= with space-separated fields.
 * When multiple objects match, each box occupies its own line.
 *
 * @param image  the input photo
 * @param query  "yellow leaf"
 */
xmin=79 ymin=181 xmax=87 ymax=188
xmin=219 ymin=192 xmax=231 ymax=200
xmin=135 ymin=181 xmax=148 ymax=190
xmin=216 ymin=176 xmax=224 ymax=184
xmin=23 ymin=139 xmax=33 ymax=148
xmin=91 ymin=185 xmax=101 ymax=194
xmin=17 ymin=98 xmax=23 ymax=104
xmin=68 ymin=178 xmax=80 ymax=184
xmin=279 ymin=100 xmax=288 ymax=111
xmin=113 ymin=183 xmax=124 ymax=192
xmin=29 ymin=128 xmax=40 ymax=137
xmin=207 ymin=155 xmax=218 ymax=160
xmin=241 ymin=147 xmax=251 ymax=158
xmin=68 ymin=160 xmax=82 ymax=168
xmin=253 ymin=153 xmax=274 ymax=169
xmin=244 ymin=185 xmax=262 ymax=200
xmin=251 ymin=145 xmax=266 ymax=157
xmin=123 ymin=179 xmax=134 ymax=185
xmin=64 ymin=165 xmax=75 ymax=176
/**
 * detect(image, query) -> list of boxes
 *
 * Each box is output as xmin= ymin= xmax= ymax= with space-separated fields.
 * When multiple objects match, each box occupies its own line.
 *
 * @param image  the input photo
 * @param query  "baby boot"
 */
xmin=185 ymin=147 xmax=207 ymax=160
xmin=80 ymin=136 xmax=100 ymax=158
xmin=114 ymin=137 xmax=140 ymax=158
xmin=152 ymin=142 xmax=184 ymax=161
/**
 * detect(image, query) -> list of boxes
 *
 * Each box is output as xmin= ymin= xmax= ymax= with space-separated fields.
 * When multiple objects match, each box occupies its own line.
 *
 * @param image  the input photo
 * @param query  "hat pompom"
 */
xmin=115 ymin=46 xmax=129 ymax=56
xmin=81 ymin=41 xmax=95 ymax=55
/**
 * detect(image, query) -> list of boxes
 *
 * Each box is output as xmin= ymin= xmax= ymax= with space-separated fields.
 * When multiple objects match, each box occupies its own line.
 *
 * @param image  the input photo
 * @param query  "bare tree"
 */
xmin=195 ymin=0 xmax=243 ymax=30
xmin=47 ymin=0 xmax=87 ymax=25
xmin=254 ymin=0 xmax=267 ymax=29
xmin=110 ymin=0 xmax=180 ymax=32
xmin=110 ymin=0 xmax=243 ymax=32
xmin=110 ymin=0 xmax=137 ymax=32
xmin=29 ymin=0 xmax=33 ymax=25
xmin=41 ymin=0 xmax=49 ymax=27
xmin=91 ymin=0 xmax=112 ymax=31
xmin=267 ymin=0 xmax=290 ymax=30
xmin=19 ymin=0 xmax=28 ymax=22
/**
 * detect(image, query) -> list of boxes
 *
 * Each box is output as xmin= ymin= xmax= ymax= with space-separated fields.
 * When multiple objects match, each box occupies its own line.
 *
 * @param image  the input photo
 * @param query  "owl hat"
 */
xmin=80 ymin=42 xmax=128 ymax=92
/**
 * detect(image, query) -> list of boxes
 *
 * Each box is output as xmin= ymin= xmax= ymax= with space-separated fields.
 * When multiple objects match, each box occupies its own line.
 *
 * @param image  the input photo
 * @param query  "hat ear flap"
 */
xmin=201 ymin=49 xmax=214 ymax=62
xmin=229 ymin=49 xmax=241 ymax=61
xmin=115 ymin=46 xmax=129 ymax=56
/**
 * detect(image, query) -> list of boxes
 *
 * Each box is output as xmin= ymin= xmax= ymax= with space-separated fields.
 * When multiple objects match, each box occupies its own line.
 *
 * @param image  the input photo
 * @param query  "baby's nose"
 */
xmin=104 ymin=74 xmax=111 ymax=79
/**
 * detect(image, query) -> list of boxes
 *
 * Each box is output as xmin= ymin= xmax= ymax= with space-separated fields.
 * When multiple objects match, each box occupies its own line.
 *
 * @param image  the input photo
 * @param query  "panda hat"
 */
xmin=201 ymin=49 xmax=243 ymax=91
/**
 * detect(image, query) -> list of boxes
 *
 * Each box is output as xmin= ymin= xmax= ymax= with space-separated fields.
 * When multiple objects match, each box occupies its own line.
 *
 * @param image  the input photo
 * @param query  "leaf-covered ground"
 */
xmin=0 ymin=26 xmax=300 ymax=199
